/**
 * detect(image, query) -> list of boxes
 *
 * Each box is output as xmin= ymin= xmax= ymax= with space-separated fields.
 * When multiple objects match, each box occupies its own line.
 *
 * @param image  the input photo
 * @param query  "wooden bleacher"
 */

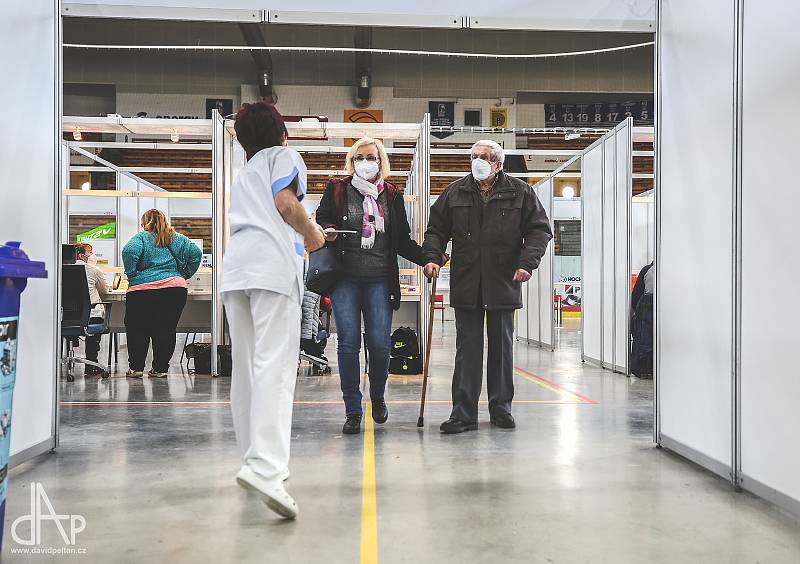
xmin=90 ymin=133 xmax=654 ymax=198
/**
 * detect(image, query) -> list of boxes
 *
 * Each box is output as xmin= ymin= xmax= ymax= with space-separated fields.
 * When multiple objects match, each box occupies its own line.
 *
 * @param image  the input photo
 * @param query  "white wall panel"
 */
xmin=2 ymin=0 xmax=58 ymax=462
xmin=647 ymin=201 xmax=655 ymax=263
xmin=554 ymin=198 xmax=581 ymax=220
xmin=68 ymin=195 xmax=116 ymax=215
xmin=739 ymin=0 xmax=800 ymax=506
xmin=631 ymin=202 xmax=650 ymax=272
xmin=117 ymin=177 xmax=140 ymax=266
xmin=581 ymin=145 xmax=603 ymax=363
xmin=537 ymin=179 xmax=554 ymax=349
xmin=516 ymin=281 xmax=529 ymax=341
xmin=169 ymin=198 xmax=213 ymax=217
xmin=64 ymin=0 xmax=655 ymax=28
xmin=602 ymin=137 xmax=616 ymax=366
xmin=657 ymin=0 xmax=734 ymax=472
xmin=614 ymin=123 xmax=631 ymax=373
xmin=527 ymin=270 xmax=541 ymax=344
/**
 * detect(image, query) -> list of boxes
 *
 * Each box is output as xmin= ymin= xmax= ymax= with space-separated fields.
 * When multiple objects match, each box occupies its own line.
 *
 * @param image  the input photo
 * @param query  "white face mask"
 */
xmin=86 ymin=253 xmax=98 ymax=266
xmin=471 ymin=158 xmax=494 ymax=182
xmin=354 ymin=159 xmax=380 ymax=181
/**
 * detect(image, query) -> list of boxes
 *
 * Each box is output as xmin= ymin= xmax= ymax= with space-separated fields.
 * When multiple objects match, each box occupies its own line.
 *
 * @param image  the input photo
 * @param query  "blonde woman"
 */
xmin=122 ymin=209 xmax=202 ymax=378
xmin=316 ymin=137 xmax=424 ymax=434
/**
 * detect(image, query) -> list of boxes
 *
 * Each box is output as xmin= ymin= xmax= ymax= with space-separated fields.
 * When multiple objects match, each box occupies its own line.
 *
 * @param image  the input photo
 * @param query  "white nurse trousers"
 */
xmin=222 ymin=287 xmax=300 ymax=481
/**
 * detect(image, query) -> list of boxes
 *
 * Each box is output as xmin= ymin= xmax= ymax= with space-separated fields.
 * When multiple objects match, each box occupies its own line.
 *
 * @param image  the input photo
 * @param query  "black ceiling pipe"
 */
xmin=238 ymin=23 xmax=275 ymax=104
xmin=354 ymin=26 xmax=372 ymax=108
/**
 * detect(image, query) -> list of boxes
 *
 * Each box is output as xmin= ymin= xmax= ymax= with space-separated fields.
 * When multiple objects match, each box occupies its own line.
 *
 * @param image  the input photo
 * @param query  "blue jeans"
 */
xmin=330 ymin=276 xmax=393 ymax=416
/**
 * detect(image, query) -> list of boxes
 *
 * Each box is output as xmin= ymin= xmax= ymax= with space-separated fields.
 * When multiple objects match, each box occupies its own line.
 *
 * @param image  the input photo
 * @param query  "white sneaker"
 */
xmin=236 ymin=466 xmax=298 ymax=519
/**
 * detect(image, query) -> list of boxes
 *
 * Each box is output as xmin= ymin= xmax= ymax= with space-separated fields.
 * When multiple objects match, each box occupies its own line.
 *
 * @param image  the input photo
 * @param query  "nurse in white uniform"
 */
xmin=221 ymin=102 xmax=325 ymax=519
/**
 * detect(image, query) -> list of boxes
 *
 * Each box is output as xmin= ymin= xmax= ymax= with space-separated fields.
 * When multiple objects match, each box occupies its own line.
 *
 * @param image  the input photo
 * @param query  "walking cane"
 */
xmin=417 ymin=270 xmax=438 ymax=427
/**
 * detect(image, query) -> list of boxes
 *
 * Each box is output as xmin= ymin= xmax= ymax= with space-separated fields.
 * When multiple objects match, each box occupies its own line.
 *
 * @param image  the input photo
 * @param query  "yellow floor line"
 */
xmin=513 ymin=369 xmax=582 ymax=403
xmin=360 ymin=402 xmax=379 ymax=564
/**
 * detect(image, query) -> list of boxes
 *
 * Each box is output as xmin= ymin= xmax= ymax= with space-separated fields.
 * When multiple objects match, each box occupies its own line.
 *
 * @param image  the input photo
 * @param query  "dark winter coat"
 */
xmin=315 ymin=177 xmax=425 ymax=311
xmin=422 ymin=171 xmax=553 ymax=310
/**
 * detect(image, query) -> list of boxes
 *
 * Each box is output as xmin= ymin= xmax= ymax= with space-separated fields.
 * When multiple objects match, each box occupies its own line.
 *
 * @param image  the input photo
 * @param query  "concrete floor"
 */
xmin=4 ymin=322 xmax=800 ymax=563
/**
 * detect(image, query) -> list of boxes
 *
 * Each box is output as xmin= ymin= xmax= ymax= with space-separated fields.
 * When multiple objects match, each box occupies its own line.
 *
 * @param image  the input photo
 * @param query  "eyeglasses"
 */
xmin=354 ymin=155 xmax=379 ymax=162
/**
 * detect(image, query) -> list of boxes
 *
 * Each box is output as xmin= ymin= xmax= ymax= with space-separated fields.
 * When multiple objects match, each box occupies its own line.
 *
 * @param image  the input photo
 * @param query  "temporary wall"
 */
xmin=738 ymin=1 xmax=800 ymax=512
xmin=581 ymin=146 xmax=603 ymax=364
xmin=657 ymin=0 xmax=800 ymax=515
xmin=516 ymin=178 xmax=554 ymax=350
xmin=631 ymin=194 xmax=654 ymax=272
xmin=62 ymin=1 xmax=656 ymax=32
xmin=580 ymin=118 xmax=632 ymax=374
xmin=656 ymin=0 xmax=735 ymax=481
xmin=2 ymin=0 xmax=59 ymax=466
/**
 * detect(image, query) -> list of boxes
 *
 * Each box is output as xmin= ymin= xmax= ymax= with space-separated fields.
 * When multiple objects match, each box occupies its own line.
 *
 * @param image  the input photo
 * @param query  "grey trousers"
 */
xmin=450 ymin=308 xmax=515 ymax=423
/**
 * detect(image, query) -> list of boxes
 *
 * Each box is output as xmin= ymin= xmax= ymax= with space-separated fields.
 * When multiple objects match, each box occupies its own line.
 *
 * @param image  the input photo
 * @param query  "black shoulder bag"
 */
xmin=306 ymin=242 xmax=343 ymax=296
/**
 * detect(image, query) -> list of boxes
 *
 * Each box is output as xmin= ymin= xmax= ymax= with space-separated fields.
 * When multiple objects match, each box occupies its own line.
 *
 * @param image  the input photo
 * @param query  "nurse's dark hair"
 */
xmin=234 ymin=102 xmax=288 ymax=161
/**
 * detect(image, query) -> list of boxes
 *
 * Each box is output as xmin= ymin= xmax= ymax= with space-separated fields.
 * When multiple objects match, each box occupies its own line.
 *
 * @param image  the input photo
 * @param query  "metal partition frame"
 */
xmin=523 ymin=176 xmax=555 ymax=350
xmin=574 ymin=118 xmax=634 ymax=374
xmin=537 ymin=178 xmax=555 ymax=350
xmin=580 ymin=147 xmax=603 ymax=365
xmin=211 ymin=110 xmax=227 ymax=376
xmin=655 ymin=0 xmax=735 ymax=481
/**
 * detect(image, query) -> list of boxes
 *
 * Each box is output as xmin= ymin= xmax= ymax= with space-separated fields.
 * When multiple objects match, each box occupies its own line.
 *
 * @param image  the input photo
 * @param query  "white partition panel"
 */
xmin=117 ymin=177 xmax=140 ymax=266
xmin=581 ymin=145 xmax=604 ymax=364
xmin=527 ymin=269 xmax=541 ymax=344
xmin=631 ymin=200 xmax=652 ymax=272
xmin=516 ymin=177 xmax=554 ymax=350
xmin=580 ymin=120 xmax=633 ymax=373
xmin=614 ymin=122 xmax=632 ymax=374
xmin=657 ymin=0 xmax=734 ymax=476
xmin=63 ymin=0 xmax=655 ymax=31
xmin=516 ymin=281 xmax=530 ymax=341
xmin=601 ymin=136 xmax=616 ymax=368
xmin=739 ymin=0 xmax=800 ymax=511
xmin=3 ymin=0 xmax=58 ymax=464
xmin=537 ymin=179 xmax=554 ymax=349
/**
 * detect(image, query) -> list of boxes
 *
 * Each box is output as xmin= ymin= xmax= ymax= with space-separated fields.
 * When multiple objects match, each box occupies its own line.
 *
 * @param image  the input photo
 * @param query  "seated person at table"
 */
xmin=75 ymin=243 xmax=110 ymax=376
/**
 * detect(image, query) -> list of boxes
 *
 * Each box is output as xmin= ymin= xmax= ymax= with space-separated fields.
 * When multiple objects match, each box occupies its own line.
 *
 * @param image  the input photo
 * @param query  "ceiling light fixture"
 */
xmin=72 ymin=128 xmax=82 ymax=141
xmin=562 ymin=186 xmax=576 ymax=199
xmin=170 ymin=129 xmax=180 ymax=143
xmin=80 ymin=181 xmax=91 ymax=191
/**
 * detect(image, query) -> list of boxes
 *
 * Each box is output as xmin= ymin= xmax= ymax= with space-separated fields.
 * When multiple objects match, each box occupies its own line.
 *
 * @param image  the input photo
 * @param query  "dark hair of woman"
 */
xmin=233 ymin=101 xmax=288 ymax=161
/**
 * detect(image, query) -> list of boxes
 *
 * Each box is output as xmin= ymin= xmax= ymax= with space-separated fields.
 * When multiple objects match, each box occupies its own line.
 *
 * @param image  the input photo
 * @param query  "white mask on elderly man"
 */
xmin=471 ymin=158 xmax=494 ymax=182
xmin=354 ymin=159 xmax=380 ymax=181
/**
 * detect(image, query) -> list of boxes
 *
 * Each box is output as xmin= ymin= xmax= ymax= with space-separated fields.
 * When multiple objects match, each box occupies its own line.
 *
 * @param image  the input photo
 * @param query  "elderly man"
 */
xmin=423 ymin=140 xmax=552 ymax=434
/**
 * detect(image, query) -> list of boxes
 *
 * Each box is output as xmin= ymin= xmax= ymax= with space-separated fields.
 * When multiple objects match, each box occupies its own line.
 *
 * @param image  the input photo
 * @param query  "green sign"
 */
xmin=76 ymin=222 xmax=116 ymax=243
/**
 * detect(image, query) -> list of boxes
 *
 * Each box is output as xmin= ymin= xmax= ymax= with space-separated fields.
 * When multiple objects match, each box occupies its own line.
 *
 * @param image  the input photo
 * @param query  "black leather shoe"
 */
xmin=343 ymin=414 xmax=362 ymax=435
xmin=490 ymin=412 xmax=516 ymax=429
xmin=371 ymin=399 xmax=388 ymax=424
xmin=439 ymin=418 xmax=479 ymax=434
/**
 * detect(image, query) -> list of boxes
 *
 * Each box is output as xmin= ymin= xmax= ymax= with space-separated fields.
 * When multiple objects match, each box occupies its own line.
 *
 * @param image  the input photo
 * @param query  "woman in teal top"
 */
xmin=122 ymin=209 xmax=202 ymax=378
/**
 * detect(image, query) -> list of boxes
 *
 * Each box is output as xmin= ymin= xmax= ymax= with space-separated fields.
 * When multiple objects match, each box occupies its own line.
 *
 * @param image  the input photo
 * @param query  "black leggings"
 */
xmin=124 ymin=287 xmax=188 ymax=372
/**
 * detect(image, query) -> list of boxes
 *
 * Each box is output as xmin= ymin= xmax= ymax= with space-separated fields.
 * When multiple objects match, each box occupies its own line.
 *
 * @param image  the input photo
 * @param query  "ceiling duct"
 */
xmin=354 ymin=27 xmax=373 ymax=108
xmin=238 ymin=23 xmax=275 ymax=104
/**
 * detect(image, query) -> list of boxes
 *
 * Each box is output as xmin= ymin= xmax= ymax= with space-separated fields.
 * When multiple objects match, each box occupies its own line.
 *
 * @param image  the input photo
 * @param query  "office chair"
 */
xmin=61 ymin=264 xmax=114 ymax=382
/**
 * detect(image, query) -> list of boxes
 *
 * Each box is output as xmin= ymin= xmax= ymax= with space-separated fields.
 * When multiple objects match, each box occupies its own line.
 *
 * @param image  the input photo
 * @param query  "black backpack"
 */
xmin=389 ymin=327 xmax=422 ymax=375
